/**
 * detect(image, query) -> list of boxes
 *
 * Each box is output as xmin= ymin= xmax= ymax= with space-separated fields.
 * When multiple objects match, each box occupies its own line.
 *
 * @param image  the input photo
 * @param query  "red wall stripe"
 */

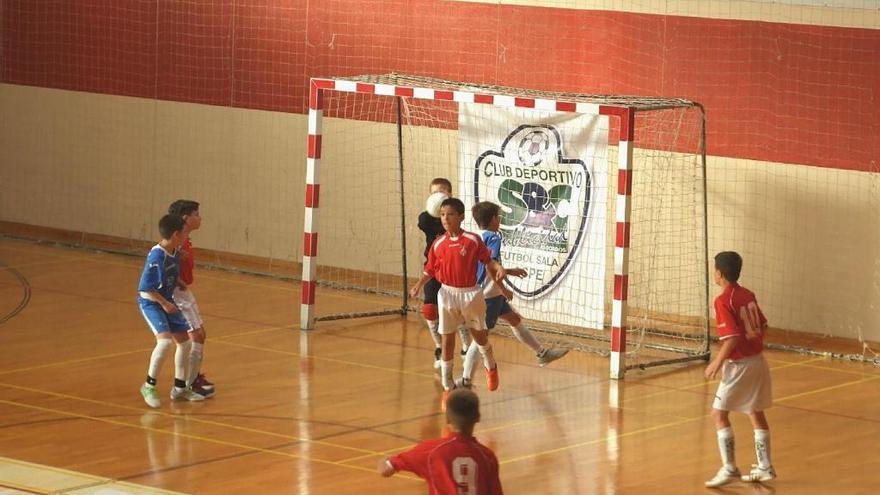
xmin=2 ymin=0 xmax=876 ymax=172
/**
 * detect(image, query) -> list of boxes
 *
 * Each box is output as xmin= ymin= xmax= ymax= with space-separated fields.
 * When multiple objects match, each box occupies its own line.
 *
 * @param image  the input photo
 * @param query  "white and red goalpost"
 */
xmin=300 ymin=73 xmax=709 ymax=378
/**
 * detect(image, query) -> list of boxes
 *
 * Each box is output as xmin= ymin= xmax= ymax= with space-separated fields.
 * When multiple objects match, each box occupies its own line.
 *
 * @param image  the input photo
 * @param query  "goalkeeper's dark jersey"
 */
xmin=417 ymin=211 xmax=445 ymax=262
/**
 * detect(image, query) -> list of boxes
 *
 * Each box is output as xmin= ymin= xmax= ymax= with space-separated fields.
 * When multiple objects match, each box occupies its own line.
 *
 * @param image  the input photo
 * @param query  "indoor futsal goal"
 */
xmin=300 ymin=73 xmax=709 ymax=378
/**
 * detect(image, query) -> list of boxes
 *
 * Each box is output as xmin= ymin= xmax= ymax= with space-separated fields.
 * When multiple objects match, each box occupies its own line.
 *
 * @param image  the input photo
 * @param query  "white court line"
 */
xmin=0 ymin=456 xmax=188 ymax=494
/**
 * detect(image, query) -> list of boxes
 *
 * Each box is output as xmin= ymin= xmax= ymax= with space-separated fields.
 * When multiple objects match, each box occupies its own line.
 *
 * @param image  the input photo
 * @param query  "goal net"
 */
xmin=302 ymin=74 xmax=708 ymax=377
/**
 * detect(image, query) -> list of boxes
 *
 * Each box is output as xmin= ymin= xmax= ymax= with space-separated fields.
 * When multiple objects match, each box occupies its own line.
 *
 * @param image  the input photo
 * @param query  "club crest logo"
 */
xmin=473 ymin=124 xmax=592 ymax=299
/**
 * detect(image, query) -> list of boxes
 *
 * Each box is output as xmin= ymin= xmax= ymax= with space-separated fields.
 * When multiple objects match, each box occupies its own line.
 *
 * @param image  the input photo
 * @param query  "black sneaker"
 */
xmin=192 ymin=383 xmax=215 ymax=398
xmin=193 ymin=373 xmax=214 ymax=390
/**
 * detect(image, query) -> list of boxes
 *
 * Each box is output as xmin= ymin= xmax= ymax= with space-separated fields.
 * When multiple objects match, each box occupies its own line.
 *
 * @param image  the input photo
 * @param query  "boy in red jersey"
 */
xmin=704 ymin=251 xmax=775 ymax=487
xmin=168 ymin=200 xmax=214 ymax=397
xmin=410 ymin=198 xmax=506 ymax=402
xmin=379 ymin=388 xmax=503 ymax=495
xmin=418 ymin=178 xmax=472 ymax=368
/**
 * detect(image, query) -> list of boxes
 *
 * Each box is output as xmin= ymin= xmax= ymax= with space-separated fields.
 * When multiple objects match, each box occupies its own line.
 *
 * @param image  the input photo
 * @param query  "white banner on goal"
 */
xmin=459 ymin=104 xmax=608 ymax=330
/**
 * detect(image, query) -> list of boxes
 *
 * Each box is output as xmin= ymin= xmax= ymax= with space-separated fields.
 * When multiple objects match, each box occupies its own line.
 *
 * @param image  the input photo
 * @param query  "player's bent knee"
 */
xmin=188 ymin=327 xmax=207 ymax=343
xmin=422 ymin=304 xmax=439 ymax=321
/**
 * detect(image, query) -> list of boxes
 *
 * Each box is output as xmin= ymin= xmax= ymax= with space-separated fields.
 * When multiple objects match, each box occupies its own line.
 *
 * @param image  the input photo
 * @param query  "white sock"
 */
xmin=754 ymin=429 xmax=772 ymax=469
xmin=477 ymin=343 xmax=496 ymax=370
xmin=717 ymin=427 xmax=736 ymax=470
xmin=426 ymin=320 xmax=442 ymax=348
xmin=462 ymin=341 xmax=480 ymax=383
xmin=147 ymin=339 xmax=173 ymax=382
xmin=440 ymin=359 xmax=454 ymax=390
xmin=174 ymin=340 xmax=192 ymax=388
xmin=512 ymin=323 xmax=543 ymax=354
xmin=187 ymin=342 xmax=204 ymax=386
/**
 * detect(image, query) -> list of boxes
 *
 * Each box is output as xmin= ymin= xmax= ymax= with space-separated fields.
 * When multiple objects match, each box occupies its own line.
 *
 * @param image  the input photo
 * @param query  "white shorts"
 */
xmin=437 ymin=285 xmax=487 ymax=335
xmin=713 ymin=353 xmax=772 ymax=413
xmin=173 ymin=287 xmax=203 ymax=330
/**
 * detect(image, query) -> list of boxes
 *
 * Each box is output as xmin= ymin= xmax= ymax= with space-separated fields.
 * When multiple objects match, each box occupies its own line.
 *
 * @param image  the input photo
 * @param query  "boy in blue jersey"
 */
xmin=458 ymin=201 xmax=569 ymax=388
xmin=138 ymin=214 xmax=205 ymax=408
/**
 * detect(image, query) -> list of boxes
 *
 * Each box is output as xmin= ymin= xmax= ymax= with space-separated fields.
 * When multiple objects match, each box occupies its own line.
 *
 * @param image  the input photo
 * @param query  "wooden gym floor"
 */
xmin=0 ymin=238 xmax=878 ymax=494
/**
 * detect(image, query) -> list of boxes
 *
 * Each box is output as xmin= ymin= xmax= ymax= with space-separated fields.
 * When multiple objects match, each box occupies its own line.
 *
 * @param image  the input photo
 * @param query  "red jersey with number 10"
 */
xmin=714 ymin=282 xmax=767 ymax=360
xmin=388 ymin=432 xmax=503 ymax=495
xmin=424 ymin=231 xmax=492 ymax=288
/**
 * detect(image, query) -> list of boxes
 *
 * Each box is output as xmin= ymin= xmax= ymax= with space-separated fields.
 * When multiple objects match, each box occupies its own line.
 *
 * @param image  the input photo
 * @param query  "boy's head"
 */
xmin=439 ymin=197 xmax=465 ymax=233
xmin=158 ymin=214 xmax=186 ymax=242
xmin=429 ymin=177 xmax=452 ymax=196
xmin=168 ymin=199 xmax=201 ymax=231
xmin=472 ymin=201 xmax=501 ymax=231
xmin=446 ymin=388 xmax=480 ymax=433
xmin=714 ymin=251 xmax=743 ymax=285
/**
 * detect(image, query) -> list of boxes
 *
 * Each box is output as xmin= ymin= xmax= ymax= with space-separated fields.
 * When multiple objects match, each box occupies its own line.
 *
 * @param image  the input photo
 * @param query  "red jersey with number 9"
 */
xmin=388 ymin=432 xmax=503 ymax=495
xmin=714 ymin=283 xmax=767 ymax=360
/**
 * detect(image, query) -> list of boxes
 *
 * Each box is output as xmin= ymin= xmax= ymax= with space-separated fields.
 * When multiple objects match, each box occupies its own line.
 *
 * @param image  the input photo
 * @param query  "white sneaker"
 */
xmin=140 ymin=384 xmax=160 ymax=408
xmin=537 ymin=347 xmax=570 ymax=367
xmin=170 ymin=386 xmax=206 ymax=402
xmin=742 ymin=465 xmax=776 ymax=482
xmin=705 ymin=466 xmax=741 ymax=488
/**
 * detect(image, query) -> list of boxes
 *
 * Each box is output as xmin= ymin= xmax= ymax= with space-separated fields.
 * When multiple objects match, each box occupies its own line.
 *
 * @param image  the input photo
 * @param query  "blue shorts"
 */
xmin=138 ymin=301 xmax=192 ymax=334
xmin=485 ymin=295 xmax=513 ymax=329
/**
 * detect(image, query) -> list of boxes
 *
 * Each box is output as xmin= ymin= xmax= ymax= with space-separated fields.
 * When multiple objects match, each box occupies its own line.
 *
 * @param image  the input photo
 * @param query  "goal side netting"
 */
xmin=301 ymin=74 xmax=709 ymax=377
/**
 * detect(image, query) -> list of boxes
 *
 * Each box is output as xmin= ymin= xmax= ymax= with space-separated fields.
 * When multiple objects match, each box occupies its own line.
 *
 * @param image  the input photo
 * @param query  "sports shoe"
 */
xmin=537 ymin=347 xmax=570 ymax=367
xmin=742 ymin=465 xmax=776 ymax=482
xmin=704 ymin=466 xmax=741 ymax=488
xmin=486 ymin=366 xmax=499 ymax=391
xmin=140 ymin=384 xmax=160 ymax=408
xmin=192 ymin=384 xmax=215 ymax=398
xmin=170 ymin=386 xmax=206 ymax=402
xmin=192 ymin=373 xmax=214 ymax=391
xmin=433 ymin=348 xmax=442 ymax=369
xmin=454 ymin=377 xmax=473 ymax=389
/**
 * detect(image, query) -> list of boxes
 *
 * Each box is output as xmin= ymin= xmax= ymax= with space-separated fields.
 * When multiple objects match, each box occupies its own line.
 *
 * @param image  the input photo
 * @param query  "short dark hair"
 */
xmin=159 ymin=214 xmax=185 ymax=240
xmin=430 ymin=177 xmax=452 ymax=193
xmin=168 ymin=199 xmax=200 ymax=217
xmin=440 ymin=197 xmax=465 ymax=215
xmin=446 ymin=388 xmax=480 ymax=429
xmin=714 ymin=251 xmax=743 ymax=283
xmin=472 ymin=201 xmax=500 ymax=229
